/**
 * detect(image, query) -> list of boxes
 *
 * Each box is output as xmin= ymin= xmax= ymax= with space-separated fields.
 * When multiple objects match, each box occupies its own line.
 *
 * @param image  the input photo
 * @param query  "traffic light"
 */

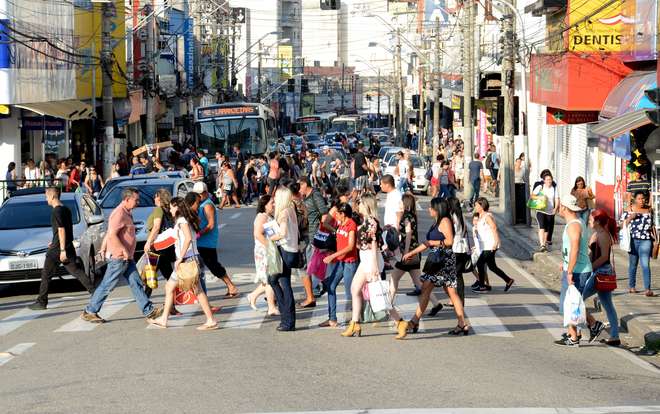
xmin=301 ymin=79 xmax=309 ymax=93
xmin=412 ymin=94 xmax=420 ymax=110
xmin=320 ymin=0 xmax=340 ymax=10
xmin=287 ymin=78 xmax=295 ymax=92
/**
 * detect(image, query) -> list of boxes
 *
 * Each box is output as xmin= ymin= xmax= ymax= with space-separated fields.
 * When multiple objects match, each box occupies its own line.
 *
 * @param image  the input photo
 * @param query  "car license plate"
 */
xmin=9 ymin=259 xmax=38 ymax=271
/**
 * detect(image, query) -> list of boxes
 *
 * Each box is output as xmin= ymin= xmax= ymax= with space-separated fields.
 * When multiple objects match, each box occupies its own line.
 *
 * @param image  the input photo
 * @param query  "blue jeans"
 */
xmin=577 ymin=209 xmax=590 ymax=225
xmin=582 ymin=264 xmax=619 ymax=339
xmin=470 ymin=178 xmax=481 ymax=204
xmin=268 ymin=250 xmax=297 ymax=329
xmin=559 ymin=270 xmax=591 ymax=315
xmin=397 ymin=177 xmax=410 ymax=193
xmin=85 ymin=259 xmax=154 ymax=316
xmin=628 ymin=239 xmax=652 ymax=290
xmin=324 ymin=261 xmax=358 ymax=322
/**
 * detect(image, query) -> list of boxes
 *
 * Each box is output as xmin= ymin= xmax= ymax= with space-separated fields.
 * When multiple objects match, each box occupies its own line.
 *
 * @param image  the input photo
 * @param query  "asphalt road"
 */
xmin=1 ymin=196 xmax=659 ymax=414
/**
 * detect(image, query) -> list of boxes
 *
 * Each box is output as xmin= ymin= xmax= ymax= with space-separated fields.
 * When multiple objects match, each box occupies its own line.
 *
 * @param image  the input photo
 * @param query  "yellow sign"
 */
xmin=569 ymin=0 xmax=631 ymax=52
xmin=278 ymin=45 xmax=293 ymax=79
xmin=0 ymin=105 xmax=8 ymax=115
xmin=74 ymin=2 xmax=127 ymax=99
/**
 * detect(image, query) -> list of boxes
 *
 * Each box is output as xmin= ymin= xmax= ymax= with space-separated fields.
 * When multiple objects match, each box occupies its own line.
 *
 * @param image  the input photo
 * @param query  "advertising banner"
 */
xmin=568 ymin=0 xmax=630 ymax=53
xmin=278 ymin=45 xmax=293 ymax=80
xmin=74 ymin=0 xmax=127 ymax=99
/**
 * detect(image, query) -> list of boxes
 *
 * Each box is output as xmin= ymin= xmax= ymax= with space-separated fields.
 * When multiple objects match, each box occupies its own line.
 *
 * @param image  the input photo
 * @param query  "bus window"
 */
xmin=197 ymin=120 xmax=228 ymax=155
xmin=228 ymin=117 xmax=266 ymax=154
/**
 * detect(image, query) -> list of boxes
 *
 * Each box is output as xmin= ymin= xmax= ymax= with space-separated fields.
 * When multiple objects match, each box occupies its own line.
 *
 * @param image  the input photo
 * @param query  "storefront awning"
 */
xmin=600 ymin=71 xmax=657 ymax=120
xmin=15 ymin=100 xmax=93 ymax=121
xmin=591 ymin=109 xmax=654 ymax=139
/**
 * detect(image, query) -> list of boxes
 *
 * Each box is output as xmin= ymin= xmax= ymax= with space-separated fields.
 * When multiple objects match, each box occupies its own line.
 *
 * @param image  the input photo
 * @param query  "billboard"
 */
xmin=74 ymin=0 xmax=127 ymax=99
xmin=568 ymin=0 xmax=631 ymax=53
xmin=620 ymin=0 xmax=658 ymax=61
xmin=278 ymin=45 xmax=293 ymax=79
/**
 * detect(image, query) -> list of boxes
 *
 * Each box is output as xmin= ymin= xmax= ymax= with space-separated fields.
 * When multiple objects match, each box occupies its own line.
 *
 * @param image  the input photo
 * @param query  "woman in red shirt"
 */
xmin=319 ymin=203 xmax=357 ymax=327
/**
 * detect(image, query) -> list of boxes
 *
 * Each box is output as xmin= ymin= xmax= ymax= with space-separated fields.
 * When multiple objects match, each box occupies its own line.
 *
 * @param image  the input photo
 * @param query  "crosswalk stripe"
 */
xmin=146 ymin=304 xmax=198 ymax=329
xmin=218 ymin=223 xmax=227 ymax=230
xmin=222 ymin=296 xmax=268 ymax=329
xmin=229 ymin=212 xmax=241 ymax=220
xmin=0 ymin=299 xmax=67 ymax=337
xmin=464 ymin=298 xmax=513 ymax=337
xmin=390 ymin=293 xmax=424 ymax=331
xmin=54 ymin=298 xmax=133 ymax=332
xmin=0 ymin=342 xmax=35 ymax=367
xmin=523 ymin=304 xmax=564 ymax=339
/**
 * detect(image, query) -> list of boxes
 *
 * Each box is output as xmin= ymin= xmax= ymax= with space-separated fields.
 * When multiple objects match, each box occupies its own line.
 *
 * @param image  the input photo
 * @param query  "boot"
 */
xmin=395 ymin=319 xmax=409 ymax=340
xmin=341 ymin=321 xmax=361 ymax=337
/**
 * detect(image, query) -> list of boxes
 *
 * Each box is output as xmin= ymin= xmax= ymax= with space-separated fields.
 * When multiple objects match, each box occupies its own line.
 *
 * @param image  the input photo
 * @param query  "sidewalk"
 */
xmin=473 ymin=192 xmax=660 ymax=352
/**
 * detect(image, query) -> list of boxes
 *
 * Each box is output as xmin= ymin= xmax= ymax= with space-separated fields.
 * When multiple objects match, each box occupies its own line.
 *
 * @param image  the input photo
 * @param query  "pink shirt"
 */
xmin=107 ymin=205 xmax=136 ymax=259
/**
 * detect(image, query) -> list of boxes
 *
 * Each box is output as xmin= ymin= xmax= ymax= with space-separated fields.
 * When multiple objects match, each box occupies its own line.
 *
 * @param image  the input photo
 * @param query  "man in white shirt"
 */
xmin=380 ymin=174 xmax=403 ymax=228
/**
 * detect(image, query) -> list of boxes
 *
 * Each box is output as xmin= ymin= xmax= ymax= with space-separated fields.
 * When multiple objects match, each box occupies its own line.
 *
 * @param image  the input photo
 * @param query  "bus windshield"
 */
xmin=331 ymin=120 xmax=356 ymax=134
xmin=197 ymin=117 xmax=266 ymax=155
xmin=296 ymin=121 xmax=322 ymax=134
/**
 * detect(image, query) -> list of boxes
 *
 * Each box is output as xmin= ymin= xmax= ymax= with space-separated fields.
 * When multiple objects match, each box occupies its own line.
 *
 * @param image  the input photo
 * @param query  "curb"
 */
xmin=491 ymin=210 xmax=660 ymax=351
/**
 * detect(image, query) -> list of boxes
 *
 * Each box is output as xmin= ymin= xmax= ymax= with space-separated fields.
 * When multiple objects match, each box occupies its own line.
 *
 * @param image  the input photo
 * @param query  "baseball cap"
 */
xmin=192 ymin=182 xmax=208 ymax=194
xmin=561 ymin=194 xmax=582 ymax=212
xmin=322 ymin=145 xmax=330 ymax=151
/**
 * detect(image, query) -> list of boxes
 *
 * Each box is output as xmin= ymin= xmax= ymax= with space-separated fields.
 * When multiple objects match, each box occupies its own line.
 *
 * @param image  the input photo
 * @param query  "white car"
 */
xmin=383 ymin=155 xmax=429 ymax=195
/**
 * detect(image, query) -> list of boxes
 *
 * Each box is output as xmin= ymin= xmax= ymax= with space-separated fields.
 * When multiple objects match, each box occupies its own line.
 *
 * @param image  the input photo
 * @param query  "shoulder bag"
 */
xmin=595 ymin=240 xmax=617 ymax=292
xmin=177 ymin=257 xmax=200 ymax=292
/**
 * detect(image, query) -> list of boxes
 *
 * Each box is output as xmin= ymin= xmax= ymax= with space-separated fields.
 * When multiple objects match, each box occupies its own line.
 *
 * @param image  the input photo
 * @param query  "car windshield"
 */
xmin=0 ymin=199 xmax=80 ymax=230
xmin=100 ymin=184 xmax=174 ymax=209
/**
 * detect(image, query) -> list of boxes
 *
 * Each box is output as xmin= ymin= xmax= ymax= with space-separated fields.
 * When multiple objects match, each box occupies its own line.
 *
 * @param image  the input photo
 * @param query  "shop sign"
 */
xmin=569 ymin=0 xmax=631 ymax=53
xmin=21 ymin=116 xmax=65 ymax=131
xmin=546 ymin=108 xmax=599 ymax=125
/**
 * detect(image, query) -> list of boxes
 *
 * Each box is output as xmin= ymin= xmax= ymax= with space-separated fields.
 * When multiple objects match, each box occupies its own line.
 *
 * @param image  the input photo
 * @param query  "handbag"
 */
xmin=618 ymin=220 xmax=631 ymax=252
xmin=366 ymin=280 xmax=393 ymax=313
xmin=526 ymin=193 xmax=547 ymax=210
xmin=176 ymin=257 xmax=200 ymax=292
xmin=422 ymin=248 xmax=443 ymax=274
xmin=312 ymin=230 xmax=337 ymax=251
xmin=266 ymin=240 xmax=283 ymax=275
xmin=362 ymin=301 xmax=389 ymax=323
xmin=595 ymin=240 xmax=617 ymax=292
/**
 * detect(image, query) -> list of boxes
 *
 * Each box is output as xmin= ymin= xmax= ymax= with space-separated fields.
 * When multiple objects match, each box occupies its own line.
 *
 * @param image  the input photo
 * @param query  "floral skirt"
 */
xmin=421 ymin=248 xmax=457 ymax=289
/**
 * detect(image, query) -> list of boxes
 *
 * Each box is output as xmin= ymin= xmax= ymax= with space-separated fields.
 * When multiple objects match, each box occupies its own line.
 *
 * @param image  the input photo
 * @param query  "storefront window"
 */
xmin=45 ymin=130 xmax=66 ymax=161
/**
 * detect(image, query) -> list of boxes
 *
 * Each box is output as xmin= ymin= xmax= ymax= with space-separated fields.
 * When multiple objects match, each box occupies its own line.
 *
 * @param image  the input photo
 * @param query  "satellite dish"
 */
xmin=644 ymin=126 xmax=660 ymax=163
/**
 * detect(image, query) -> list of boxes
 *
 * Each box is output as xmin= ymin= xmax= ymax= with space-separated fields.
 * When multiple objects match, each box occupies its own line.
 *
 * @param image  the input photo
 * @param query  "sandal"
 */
xmin=211 ymin=306 xmax=222 ymax=314
xmin=408 ymin=319 xmax=420 ymax=333
xmin=148 ymin=319 xmax=168 ymax=329
xmin=318 ymin=319 xmax=338 ymax=328
xmin=224 ymin=290 xmax=240 ymax=298
xmin=197 ymin=322 xmax=219 ymax=331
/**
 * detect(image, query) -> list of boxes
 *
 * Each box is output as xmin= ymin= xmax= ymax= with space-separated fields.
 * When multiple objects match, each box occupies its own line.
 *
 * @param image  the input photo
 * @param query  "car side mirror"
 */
xmin=88 ymin=214 xmax=105 ymax=225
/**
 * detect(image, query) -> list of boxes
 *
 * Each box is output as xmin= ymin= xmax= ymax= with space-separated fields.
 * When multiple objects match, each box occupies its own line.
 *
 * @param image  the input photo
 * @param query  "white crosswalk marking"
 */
xmin=390 ymin=293 xmax=424 ymax=331
xmin=146 ymin=304 xmax=198 ymax=329
xmin=464 ymin=298 xmax=513 ymax=337
xmin=229 ymin=212 xmax=241 ymax=220
xmin=0 ymin=342 xmax=35 ymax=366
xmin=523 ymin=304 xmax=564 ymax=339
xmin=219 ymin=223 xmax=227 ymax=229
xmin=54 ymin=298 xmax=133 ymax=332
xmin=223 ymin=296 xmax=268 ymax=329
xmin=0 ymin=299 xmax=67 ymax=337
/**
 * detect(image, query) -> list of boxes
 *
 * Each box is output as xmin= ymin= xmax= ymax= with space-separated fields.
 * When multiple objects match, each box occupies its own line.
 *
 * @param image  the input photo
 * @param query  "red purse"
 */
xmin=595 ymin=239 xmax=617 ymax=292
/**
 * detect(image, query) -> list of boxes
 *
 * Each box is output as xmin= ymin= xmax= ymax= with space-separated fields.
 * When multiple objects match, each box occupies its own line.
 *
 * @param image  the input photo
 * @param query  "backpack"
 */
xmin=485 ymin=152 xmax=494 ymax=169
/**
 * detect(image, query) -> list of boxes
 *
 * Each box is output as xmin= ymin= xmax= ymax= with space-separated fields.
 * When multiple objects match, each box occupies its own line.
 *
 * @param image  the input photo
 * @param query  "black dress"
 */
xmin=395 ymin=212 xmax=421 ymax=271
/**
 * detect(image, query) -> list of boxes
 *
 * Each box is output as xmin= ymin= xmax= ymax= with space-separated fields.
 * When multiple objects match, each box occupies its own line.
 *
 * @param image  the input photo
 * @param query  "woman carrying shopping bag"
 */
xmin=143 ymin=189 xmax=177 ymax=303
xmin=147 ymin=198 xmax=219 ymax=330
xmin=341 ymin=195 xmax=392 ymax=338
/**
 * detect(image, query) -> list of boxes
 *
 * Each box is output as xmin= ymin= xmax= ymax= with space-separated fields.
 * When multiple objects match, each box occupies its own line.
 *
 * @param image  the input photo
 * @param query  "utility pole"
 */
xmin=256 ymin=41 xmax=262 ymax=102
xmin=462 ymin=0 xmax=475 ymax=200
xmin=101 ymin=2 xmax=115 ymax=179
xmin=340 ymin=62 xmax=345 ymax=113
xmin=432 ymin=17 xmax=442 ymax=160
xmin=395 ymin=28 xmax=404 ymax=145
xmin=500 ymin=3 xmax=516 ymax=224
xmin=230 ymin=19 xmax=237 ymax=93
xmin=419 ymin=67 xmax=425 ymax=155
xmin=145 ymin=5 xmax=156 ymax=144
xmin=377 ymin=68 xmax=381 ymax=123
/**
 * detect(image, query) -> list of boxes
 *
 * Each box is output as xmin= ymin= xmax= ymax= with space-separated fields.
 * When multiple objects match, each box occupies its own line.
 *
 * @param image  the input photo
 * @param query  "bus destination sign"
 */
xmin=197 ymin=106 xmax=259 ymax=119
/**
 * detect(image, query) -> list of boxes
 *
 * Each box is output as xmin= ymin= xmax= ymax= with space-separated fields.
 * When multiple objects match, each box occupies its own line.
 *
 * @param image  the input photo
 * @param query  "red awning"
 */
xmin=529 ymin=53 xmax=631 ymax=111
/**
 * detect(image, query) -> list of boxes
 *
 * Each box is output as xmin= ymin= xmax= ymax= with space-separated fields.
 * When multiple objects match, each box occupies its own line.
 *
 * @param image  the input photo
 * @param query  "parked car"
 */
xmin=383 ymin=155 xmax=429 ymax=195
xmin=0 ymin=190 xmax=106 ymax=284
xmin=98 ymin=171 xmax=189 ymax=200
xmin=97 ymin=177 xmax=194 ymax=257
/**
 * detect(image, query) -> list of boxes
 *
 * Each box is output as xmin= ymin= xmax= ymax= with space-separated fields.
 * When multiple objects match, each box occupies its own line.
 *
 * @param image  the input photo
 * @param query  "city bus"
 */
xmin=194 ymin=102 xmax=278 ymax=157
xmin=294 ymin=112 xmax=336 ymax=135
xmin=329 ymin=115 xmax=364 ymax=136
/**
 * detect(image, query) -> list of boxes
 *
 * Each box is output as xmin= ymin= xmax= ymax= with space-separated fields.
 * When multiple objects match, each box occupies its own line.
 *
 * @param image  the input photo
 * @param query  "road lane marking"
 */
xmin=503 ymin=257 xmax=559 ymax=305
xmin=54 ymin=298 xmax=133 ymax=332
xmin=0 ymin=342 xmax=35 ymax=366
xmin=219 ymin=223 xmax=227 ymax=230
xmin=523 ymin=304 xmax=564 ymax=339
xmin=0 ymin=299 xmax=67 ymax=336
xmin=146 ymin=304 xmax=198 ymax=329
xmin=263 ymin=406 xmax=660 ymax=414
xmin=390 ymin=293 xmax=425 ymax=332
xmin=229 ymin=212 xmax=241 ymax=220
xmin=464 ymin=298 xmax=513 ymax=337
xmin=222 ymin=295 xmax=268 ymax=329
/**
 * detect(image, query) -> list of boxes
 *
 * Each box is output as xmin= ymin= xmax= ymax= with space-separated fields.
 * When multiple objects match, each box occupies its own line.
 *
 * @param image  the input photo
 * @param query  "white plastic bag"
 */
xmin=136 ymin=253 xmax=148 ymax=277
xmin=563 ymin=285 xmax=586 ymax=327
xmin=367 ymin=280 xmax=393 ymax=313
xmin=619 ymin=222 xmax=631 ymax=252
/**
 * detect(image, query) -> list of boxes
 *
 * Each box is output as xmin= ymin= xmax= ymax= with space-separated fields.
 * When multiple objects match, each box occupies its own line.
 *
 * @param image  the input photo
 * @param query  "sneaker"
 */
xmin=601 ymin=338 xmax=621 ymax=347
xmin=471 ymin=286 xmax=489 ymax=293
xmin=554 ymin=336 xmax=579 ymax=347
xmin=471 ymin=281 xmax=480 ymax=289
xmin=27 ymin=301 xmax=47 ymax=311
xmin=145 ymin=304 xmax=164 ymax=320
xmin=561 ymin=332 xmax=582 ymax=341
xmin=504 ymin=279 xmax=515 ymax=292
xmin=405 ymin=288 xmax=421 ymax=297
xmin=537 ymin=245 xmax=548 ymax=253
xmin=80 ymin=310 xmax=105 ymax=323
xmin=588 ymin=321 xmax=606 ymax=343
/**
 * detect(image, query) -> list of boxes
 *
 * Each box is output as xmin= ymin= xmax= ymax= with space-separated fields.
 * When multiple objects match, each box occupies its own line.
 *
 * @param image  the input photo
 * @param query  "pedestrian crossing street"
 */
xmin=0 ymin=274 xmax=567 ymax=348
